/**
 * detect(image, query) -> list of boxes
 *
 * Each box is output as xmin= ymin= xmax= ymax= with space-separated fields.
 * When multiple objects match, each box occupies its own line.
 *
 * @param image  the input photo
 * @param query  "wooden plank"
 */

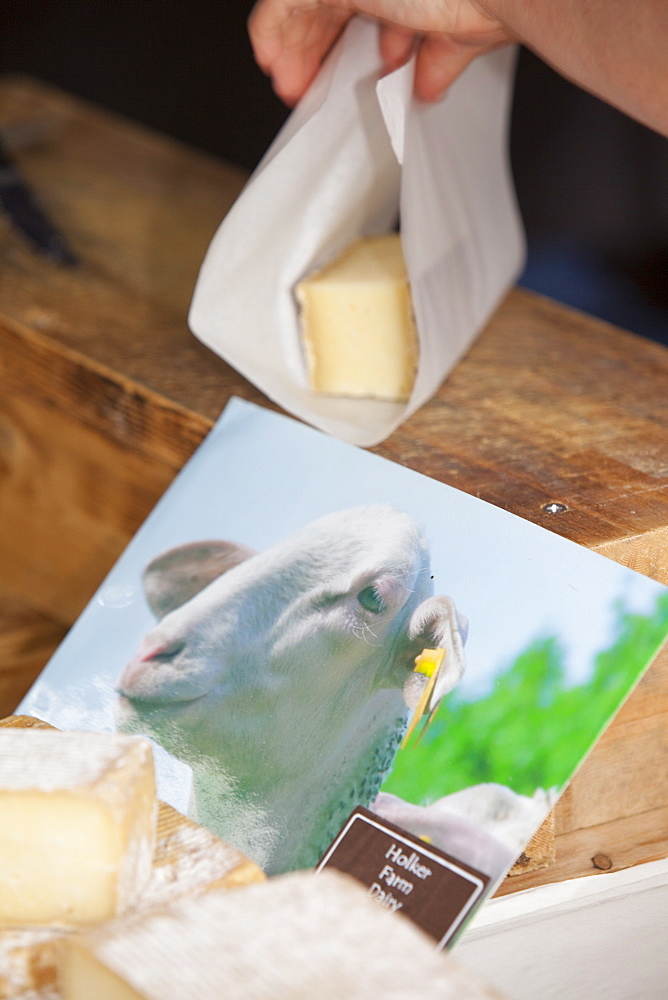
xmin=0 ymin=75 xmax=667 ymax=894
xmin=497 ymin=805 xmax=668 ymax=894
xmin=496 ymin=642 xmax=668 ymax=893
xmin=0 ymin=74 xmax=252 ymax=417
xmin=0 ymin=75 xmax=266 ymax=620
xmin=380 ymin=290 xmax=668 ymax=581
xmin=0 ymin=331 xmax=196 ymax=622
xmin=0 ymin=593 xmax=67 ymax=717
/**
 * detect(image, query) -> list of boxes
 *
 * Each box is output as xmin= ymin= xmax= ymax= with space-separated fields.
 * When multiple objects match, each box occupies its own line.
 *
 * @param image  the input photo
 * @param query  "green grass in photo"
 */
xmin=383 ymin=592 xmax=668 ymax=804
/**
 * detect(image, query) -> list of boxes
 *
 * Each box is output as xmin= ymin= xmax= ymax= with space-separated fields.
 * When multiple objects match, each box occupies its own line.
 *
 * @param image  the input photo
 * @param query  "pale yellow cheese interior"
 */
xmin=0 ymin=730 xmax=157 ymax=926
xmin=296 ymin=234 xmax=418 ymax=401
xmin=61 ymin=943 xmax=146 ymax=1000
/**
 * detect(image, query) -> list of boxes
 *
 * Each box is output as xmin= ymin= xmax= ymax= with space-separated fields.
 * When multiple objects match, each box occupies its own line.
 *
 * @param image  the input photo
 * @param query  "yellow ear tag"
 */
xmin=401 ymin=647 xmax=445 ymax=749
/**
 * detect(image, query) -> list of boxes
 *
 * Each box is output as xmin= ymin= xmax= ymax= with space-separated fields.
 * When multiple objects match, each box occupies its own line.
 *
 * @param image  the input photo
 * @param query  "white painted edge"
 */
xmin=462 ymin=857 xmax=668 ymax=940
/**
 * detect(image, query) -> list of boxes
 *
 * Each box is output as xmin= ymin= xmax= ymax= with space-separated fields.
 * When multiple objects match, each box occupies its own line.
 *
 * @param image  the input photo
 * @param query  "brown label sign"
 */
xmin=317 ymin=807 xmax=490 ymax=948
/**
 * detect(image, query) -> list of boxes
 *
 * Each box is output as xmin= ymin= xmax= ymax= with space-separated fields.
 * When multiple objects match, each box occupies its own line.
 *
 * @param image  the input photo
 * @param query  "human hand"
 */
xmin=248 ymin=0 xmax=513 ymax=106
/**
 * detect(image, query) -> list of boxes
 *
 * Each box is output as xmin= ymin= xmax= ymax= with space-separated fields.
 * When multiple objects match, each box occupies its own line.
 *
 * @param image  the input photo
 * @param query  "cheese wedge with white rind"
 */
xmin=0 ymin=730 xmax=157 ymax=926
xmin=296 ymin=234 xmax=418 ymax=401
xmin=59 ymin=871 xmax=501 ymax=1000
xmin=0 ymin=716 xmax=265 ymax=999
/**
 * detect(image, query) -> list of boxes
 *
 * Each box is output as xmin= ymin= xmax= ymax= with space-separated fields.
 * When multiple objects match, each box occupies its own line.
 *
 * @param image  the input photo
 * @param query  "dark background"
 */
xmin=2 ymin=1 xmax=666 ymax=343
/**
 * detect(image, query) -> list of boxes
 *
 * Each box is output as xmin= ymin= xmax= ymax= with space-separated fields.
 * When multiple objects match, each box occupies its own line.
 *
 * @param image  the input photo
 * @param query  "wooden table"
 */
xmin=0 ymin=75 xmax=666 ymax=896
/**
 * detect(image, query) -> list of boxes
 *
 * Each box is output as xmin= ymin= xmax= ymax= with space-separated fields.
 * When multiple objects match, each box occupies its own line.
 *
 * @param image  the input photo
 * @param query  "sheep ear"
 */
xmin=143 ymin=541 xmax=256 ymax=619
xmin=404 ymin=595 xmax=468 ymax=707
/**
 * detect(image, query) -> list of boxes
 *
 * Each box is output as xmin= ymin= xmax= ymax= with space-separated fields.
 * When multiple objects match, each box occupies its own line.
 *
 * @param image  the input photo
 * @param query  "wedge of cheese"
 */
xmin=59 ymin=871 xmax=500 ymax=1000
xmin=0 ymin=729 xmax=157 ymax=926
xmin=0 ymin=799 xmax=266 ymax=998
xmin=296 ymin=234 xmax=418 ymax=401
xmin=0 ymin=716 xmax=265 ymax=998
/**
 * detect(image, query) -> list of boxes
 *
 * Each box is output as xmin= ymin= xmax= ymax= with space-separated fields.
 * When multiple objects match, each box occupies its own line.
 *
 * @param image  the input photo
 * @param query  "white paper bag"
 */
xmin=189 ymin=18 xmax=524 ymax=446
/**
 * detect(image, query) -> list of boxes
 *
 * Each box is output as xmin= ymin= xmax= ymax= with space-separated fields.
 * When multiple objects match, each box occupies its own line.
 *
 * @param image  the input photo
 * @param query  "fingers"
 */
xmin=248 ymin=0 xmax=512 ymax=108
xmin=378 ymin=23 xmax=416 ymax=72
xmin=413 ymin=35 xmax=486 ymax=102
xmin=249 ymin=1 xmax=352 ymax=106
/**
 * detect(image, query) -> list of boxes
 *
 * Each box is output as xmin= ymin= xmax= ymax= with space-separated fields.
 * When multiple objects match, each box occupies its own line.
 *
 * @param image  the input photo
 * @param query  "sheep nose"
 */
xmin=145 ymin=638 xmax=186 ymax=662
xmin=117 ymin=637 xmax=186 ymax=691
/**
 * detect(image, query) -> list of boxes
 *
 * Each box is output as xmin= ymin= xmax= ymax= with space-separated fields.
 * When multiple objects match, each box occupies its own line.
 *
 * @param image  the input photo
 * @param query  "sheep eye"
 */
xmin=357 ymin=586 xmax=386 ymax=614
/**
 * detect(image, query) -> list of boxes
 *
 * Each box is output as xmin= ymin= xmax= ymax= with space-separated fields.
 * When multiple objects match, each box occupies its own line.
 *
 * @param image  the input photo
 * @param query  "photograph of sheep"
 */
xmin=18 ymin=397 xmax=668 ymax=882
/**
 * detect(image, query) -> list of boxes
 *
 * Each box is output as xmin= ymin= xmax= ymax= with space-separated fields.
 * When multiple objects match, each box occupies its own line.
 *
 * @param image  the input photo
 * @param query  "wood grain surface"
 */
xmin=0 ymin=75 xmax=666 ymax=893
xmin=0 ymin=591 xmax=67 ymax=713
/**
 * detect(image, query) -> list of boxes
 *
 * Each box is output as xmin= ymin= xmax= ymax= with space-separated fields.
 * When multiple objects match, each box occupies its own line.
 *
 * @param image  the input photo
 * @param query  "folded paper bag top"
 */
xmin=189 ymin=18 xmax=524 ymax=447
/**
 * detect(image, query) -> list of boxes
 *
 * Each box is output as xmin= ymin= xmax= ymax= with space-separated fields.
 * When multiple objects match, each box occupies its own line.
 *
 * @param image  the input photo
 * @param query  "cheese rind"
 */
xmin=296 ymin=234 xmax=418 ymax=401
xmin=0 ymin=801 xmax=264 ymax=998
xmin=0 ymin=716 xmax=264 ymax=998
xmin=59 ymin=871 xmax=499 ymax=1000
xmin=0 ymin=730 xmax=157 ymax=926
